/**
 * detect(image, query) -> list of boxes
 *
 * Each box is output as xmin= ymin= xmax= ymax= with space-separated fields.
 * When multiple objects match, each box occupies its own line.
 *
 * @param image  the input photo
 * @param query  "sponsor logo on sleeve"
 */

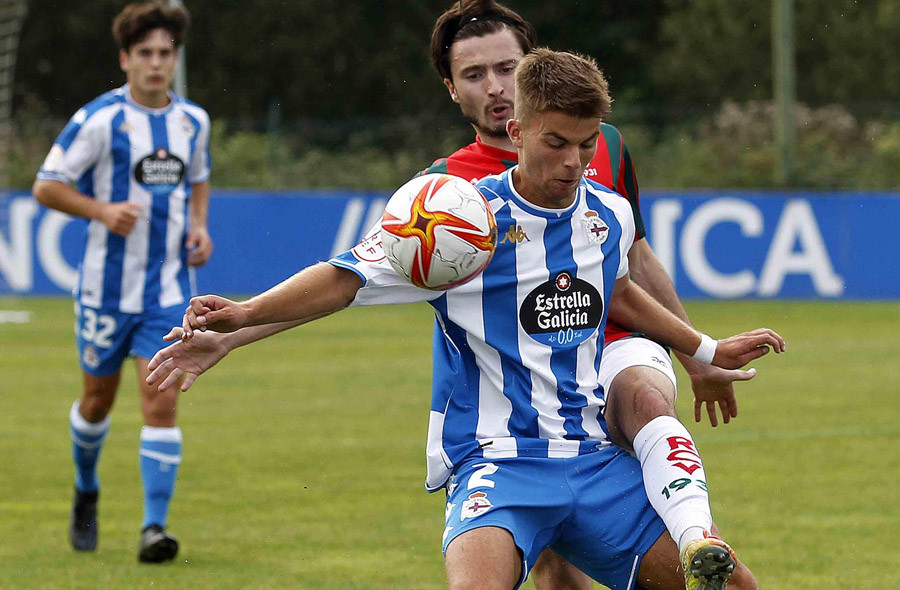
xmin=351 ymin=230 xmax=386 ymax=262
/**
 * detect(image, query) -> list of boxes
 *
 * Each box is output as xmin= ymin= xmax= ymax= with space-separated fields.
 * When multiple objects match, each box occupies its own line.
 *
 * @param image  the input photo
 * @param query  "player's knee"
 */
xmin=606 ymin=382 xmax=675 ymax=447
xmin=80 ymin=384 xmax=117 ymax=421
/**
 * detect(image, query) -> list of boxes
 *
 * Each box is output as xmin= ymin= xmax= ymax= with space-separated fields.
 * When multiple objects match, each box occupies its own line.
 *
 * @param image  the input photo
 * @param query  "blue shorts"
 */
xmin=442 ymin=448 xmax=666 ymax=590
xmin=74 ymin=302 xmax=185 ymax=376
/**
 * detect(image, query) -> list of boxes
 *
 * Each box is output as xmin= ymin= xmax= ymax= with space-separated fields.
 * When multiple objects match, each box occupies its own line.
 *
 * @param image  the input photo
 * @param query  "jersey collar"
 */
xmin=503 ymin=166 xmax=584 ymax=219
xmin=122 ymin=84 xmax=177 ymax=115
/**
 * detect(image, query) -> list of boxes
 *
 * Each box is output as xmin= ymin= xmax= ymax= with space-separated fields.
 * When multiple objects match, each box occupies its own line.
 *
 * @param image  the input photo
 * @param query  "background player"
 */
xmin=156 ymin=49 xmax=780 ymax=590
xmin=424 ymin=2 xmax=761 ymax=588
xmin=32 ymin=0 xmax=212 ymax=563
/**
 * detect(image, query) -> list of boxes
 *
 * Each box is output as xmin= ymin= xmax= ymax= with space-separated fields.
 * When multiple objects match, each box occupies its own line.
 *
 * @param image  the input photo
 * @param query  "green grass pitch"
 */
xmin=1 ymin=297 xmax=898 ymax=589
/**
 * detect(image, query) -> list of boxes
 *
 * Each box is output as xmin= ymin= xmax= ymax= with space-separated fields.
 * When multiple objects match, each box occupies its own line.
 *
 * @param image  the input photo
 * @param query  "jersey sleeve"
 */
xmin=328 ymin=224 xmax=442 ymax=307
xmin=612 ymin=197 xmax=635 ymax=280
xmin=36 ymin=107 xmax=105 ymax=184
xmin=185 ymin=106 xmax=212 ymax=184
xmin=616 ymin=141 xmax=646 ymax=241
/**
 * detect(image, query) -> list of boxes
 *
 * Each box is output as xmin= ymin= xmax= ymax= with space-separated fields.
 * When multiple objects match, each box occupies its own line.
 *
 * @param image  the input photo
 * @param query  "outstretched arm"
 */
xmin=607 ymin=275 xmax=785 ymax=369
xmin=182 ymin=262 xmax=362 ymax=337
xmin=146 ymin=313 xmax=330 ymax=392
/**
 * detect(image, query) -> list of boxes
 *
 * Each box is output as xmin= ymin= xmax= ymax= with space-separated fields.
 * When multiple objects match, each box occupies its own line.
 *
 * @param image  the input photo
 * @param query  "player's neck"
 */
xmin=476 ymin=132 xmax=516 ymax=154
xmin=511 ymin=167 xmax=577 ymax=210
xmin=129 ymin=86 xmax=171 ymax=110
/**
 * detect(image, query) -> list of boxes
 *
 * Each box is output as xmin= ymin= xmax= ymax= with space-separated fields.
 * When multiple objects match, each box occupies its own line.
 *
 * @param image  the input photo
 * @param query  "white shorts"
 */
xmin=598 ymin=337 xmax=678 ymax=402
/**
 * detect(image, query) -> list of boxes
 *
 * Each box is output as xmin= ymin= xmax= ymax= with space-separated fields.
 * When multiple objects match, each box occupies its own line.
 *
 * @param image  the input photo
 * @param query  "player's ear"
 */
xmin=119 ymin=49 xmax=129 ymax=73
xmin=507 ymin=118 xmax=523 ymax=148
xmin=443 ymin=78 xmax=460 ymax=103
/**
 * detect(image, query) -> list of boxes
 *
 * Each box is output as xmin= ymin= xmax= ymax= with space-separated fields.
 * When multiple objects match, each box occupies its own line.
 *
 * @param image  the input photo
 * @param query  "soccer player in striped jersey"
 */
xmin=153 ymin=49 xmax=782 ymax=590
xmin=423 ymin=3 xmax=764 ymax=589
xmin=32 ymin=1 xmax=211 ymax=563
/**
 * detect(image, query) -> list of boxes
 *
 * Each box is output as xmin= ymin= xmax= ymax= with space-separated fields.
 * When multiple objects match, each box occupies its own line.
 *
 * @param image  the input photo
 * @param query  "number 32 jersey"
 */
xmin=37 ymin=84 xmax=211 ymax=314
xmin=331 ymin=169 xmax=635 ymax=491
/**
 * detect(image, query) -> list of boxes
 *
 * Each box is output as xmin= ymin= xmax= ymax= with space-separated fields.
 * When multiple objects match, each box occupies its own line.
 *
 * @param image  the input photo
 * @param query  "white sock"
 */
xmin=632 ymin=416 xmax=712 ymax=553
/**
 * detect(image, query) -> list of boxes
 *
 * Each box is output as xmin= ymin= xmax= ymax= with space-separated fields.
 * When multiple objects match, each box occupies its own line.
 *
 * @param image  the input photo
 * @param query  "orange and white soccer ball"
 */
xmin=381 ymin=174 xmax=498 ymax=290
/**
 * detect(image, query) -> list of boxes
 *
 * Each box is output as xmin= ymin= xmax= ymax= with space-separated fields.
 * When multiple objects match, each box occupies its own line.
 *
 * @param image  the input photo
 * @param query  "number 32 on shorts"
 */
xmin=78 ymin=306 xmax=117 ymax=349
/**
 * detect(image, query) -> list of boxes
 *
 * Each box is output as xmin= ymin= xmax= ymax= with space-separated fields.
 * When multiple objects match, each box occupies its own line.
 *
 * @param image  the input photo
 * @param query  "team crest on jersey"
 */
xmin=460 ymin=492 xmax=492 ymax=520
xmin=180 ymin=115 xmax=196 ymax=138
xmin=519 ymin=271 xmax=603 ymax=348
xmin=582 ymin=211 xmax=609 ymax=244
xmin=82 ymin=345 xmax=100 ymax=369
xmin=134 ymin=147 xmax=185 ymax=194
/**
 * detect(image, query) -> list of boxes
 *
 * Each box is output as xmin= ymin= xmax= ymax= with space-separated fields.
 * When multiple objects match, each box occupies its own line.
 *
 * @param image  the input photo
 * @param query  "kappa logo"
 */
xmin=582 ymin=210 xmax=609 ymax=244
xmin=499 ymin=224 xmax=530 ymax=245
xmin=460 ymin=491 xmax=493 ymax=520
xmin=445 ymin=502 xmax=456 ymax=520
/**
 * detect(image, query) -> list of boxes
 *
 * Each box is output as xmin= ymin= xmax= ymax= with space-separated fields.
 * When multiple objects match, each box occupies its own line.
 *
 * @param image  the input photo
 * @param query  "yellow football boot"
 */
xmin=680 ymin=532 xmax=737 ymax=590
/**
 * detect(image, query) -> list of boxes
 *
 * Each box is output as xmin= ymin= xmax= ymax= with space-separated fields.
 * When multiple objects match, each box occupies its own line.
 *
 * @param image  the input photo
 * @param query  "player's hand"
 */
xmin=687 ymin=363 xmax=757 ymax=427
xmin=182 ymin=294 xmax=246 ymax=339
xmin=186 ymin=227 xmax=214 ymax=267
xmin=101 ymin=201 xmax=142 ymax=236
xmin=712 ymin=328 xmax=785 ymax=369
xmin=147 ymin=327 xmax=229 ymax=392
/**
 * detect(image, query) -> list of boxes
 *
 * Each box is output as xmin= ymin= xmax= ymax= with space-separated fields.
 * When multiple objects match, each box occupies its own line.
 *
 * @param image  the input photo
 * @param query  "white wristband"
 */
xmin=692 ymin=334 xmax=717 ymax=364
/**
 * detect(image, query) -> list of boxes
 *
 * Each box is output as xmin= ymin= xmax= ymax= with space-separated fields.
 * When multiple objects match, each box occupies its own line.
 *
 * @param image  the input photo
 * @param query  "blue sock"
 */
xmin=139 ymin=426 xmax=182 ymax=530
xmin=70 ymin=401 xmax=110 ymax=493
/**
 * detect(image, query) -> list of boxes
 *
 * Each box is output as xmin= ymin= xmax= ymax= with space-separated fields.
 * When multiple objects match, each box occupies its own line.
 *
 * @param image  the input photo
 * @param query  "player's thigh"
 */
xmin=443 ymin=457 xmax=571 ymax=588
xmin=552 ymin=450 xmax=667 ymax=590
xmin=131 ymin=304 xmax=186 ymax=425
xmin=445 ymin=526 xmax=521 ymax=590
xmin=532 ymin=548 xmax=592 ymax=590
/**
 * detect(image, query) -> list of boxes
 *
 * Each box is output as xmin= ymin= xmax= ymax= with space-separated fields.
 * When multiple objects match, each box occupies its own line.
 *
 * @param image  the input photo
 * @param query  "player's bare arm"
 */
xmin=183 ymin=262 xmax=362 ymax=337
xmin=33 ymin=179 xmax=142 ymax=236
xmin=608 ymin=275 xmax=785 ymax=368
xmin=628 ymin=237 xmax=758 ymax=425
xmin=147 ymin=314 xmax=330 ymax=392
xmin=186 ymin=180 xmax=213 ymax=266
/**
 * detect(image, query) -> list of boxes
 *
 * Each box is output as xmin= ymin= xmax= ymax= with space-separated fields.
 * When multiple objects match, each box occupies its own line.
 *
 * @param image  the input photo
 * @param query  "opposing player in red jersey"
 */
xmin=425 ymin=3 xmax=760 ymax=589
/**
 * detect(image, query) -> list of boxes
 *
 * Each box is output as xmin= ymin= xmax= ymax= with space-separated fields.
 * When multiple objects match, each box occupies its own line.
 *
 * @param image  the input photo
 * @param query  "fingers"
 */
xmin=743 ymin=328 xmax=786 ymax=353
xmin=159 ymin=365 xmax=184 ymax=392
xmin=181 ymin=373 xmax=198 ymax=392
xmin=694 ymin=399 xmax=702 ymax=423
xmin=162 ymin=327 xmax=183 ymax=342
xmin=146 ymin=357 xmax=175 ymax=389
xmin=182 ymin=298 xmax=212 ymax=339
xmin=706 ymin=401 xmax=718 ymax=427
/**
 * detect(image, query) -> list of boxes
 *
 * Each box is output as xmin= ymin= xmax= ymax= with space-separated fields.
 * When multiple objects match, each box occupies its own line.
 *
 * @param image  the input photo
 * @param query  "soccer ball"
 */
xmin=381 ymin=173 xmax=498 ymax=290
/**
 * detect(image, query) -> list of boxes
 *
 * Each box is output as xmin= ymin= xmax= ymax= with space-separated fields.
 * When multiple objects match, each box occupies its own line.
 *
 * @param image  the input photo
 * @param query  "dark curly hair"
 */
xmin=430 ymin=0 xmax=535 ymax=80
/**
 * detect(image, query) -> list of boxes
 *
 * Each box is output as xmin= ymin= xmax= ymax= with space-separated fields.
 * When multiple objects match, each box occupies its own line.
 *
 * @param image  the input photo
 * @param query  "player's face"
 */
xmin=444 ymin=29 xmax=523 ymax=141
xmin=120 ymin=28 xmax=178 ymax=106
xmin=508 ymin=110 xmax=601 ymax=209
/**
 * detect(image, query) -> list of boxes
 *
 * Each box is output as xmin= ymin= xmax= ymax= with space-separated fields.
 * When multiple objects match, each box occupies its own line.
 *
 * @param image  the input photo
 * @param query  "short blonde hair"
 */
xmin=515 ymin=48 xmax=611 ymax=122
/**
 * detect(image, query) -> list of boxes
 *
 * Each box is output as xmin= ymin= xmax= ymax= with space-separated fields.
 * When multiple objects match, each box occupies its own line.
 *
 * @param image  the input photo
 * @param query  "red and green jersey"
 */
xmin=420 ymin=124 xmax=644 ymax=343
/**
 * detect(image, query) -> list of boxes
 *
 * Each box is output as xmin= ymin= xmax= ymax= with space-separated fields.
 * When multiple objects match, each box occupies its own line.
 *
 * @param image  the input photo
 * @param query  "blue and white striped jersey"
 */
xmin=330 ymin=169 xmax=635 ymax=491
xmin=37 ymin=84 xmax=211 ymax=313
